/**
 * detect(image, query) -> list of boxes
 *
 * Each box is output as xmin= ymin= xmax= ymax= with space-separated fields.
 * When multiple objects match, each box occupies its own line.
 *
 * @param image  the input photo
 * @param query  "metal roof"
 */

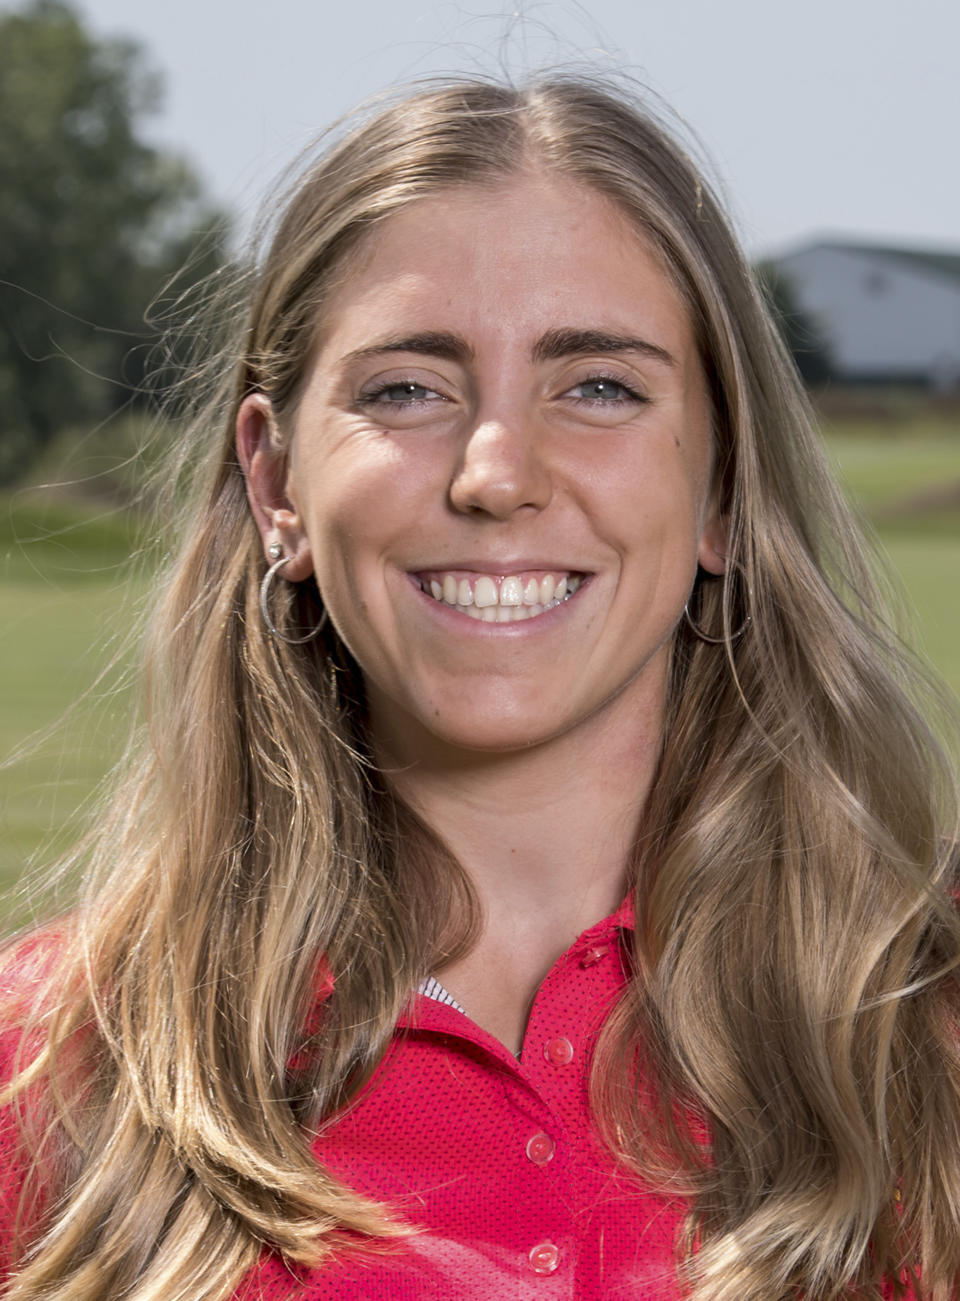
xmin=781 ymin=238 xmax=960 ymax=283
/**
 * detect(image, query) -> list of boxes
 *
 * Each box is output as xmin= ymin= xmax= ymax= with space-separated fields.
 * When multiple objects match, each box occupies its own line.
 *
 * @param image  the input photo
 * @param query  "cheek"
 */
xmin=598 ymin=442 xmax=708 ymax=546
xmin=292 ymin=437 xmax=413 ymax=574
xmin=598 ymin=466 xmax=714 ymax=627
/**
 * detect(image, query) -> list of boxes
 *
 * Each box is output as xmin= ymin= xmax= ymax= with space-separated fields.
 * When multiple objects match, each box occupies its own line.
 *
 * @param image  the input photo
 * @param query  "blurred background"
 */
xmin=1 ymin=0 xmax=958 ymax=896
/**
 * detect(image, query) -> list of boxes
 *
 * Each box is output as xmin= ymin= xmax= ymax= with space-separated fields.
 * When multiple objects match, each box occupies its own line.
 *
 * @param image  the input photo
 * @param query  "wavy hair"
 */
xmin=2 ymin=75 xmax=959 ymax=1300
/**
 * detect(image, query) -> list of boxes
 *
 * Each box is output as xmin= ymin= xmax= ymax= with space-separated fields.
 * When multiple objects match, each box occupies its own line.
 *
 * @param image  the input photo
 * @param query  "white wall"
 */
xmin=776 ymin=244 xmax=960 ymax=384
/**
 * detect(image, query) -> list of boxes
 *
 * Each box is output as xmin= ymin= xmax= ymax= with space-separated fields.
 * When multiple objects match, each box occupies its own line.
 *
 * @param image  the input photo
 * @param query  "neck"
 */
xmin=372 ymin=678 xmax=665 ymax=939
xmin=369 ymin=671 xmax=665 ymax=1053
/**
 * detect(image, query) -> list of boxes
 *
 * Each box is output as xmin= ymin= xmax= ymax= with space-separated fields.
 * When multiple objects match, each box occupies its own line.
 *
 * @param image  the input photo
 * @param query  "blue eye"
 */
xmin=570 ymin=377 xmax=641 ymax=402
xmin=360 ymin=381 xmax=437 ymax=405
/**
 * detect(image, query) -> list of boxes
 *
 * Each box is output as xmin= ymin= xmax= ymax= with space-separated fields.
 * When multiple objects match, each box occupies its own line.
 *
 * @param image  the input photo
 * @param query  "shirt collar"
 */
xmin=608 ymin=890 xmax=636 ymax=932
xmin=301 ymin=892 xmax=635 ymax=1032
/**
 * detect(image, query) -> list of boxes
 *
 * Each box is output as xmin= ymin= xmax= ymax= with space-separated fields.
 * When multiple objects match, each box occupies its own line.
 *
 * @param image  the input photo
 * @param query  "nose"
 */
xmin=448 ymin=417 xmax=553 ymax=519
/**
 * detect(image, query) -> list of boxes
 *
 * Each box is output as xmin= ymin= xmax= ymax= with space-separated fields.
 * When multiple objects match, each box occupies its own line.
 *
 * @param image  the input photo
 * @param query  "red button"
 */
xmin=579 ymin=945 xmax=607 ymax=968
xmin=525 ymin=1131 xmax=555 ymax=1165
xmin=544 ymin=1036 xmax=574 ymax=1066
xmin=528 ymin=1241 xmax=560 ymax=1274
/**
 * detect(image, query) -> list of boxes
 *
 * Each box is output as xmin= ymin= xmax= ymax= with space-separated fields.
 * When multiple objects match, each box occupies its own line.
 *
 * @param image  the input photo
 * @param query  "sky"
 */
xmin=42 ymin=0 xmax=960 ymax=256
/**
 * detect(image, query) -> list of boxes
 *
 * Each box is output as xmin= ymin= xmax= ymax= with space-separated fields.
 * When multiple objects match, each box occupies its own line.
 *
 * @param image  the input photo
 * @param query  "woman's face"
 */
xmin=240 ymin=174 xmax=726 ymax=760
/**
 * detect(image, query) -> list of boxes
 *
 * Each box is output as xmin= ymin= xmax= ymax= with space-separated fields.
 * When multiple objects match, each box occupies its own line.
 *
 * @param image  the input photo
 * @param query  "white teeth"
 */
xmin=422 ymin=571 xmax=583 ymax=622
xmin=500 ymin=576 xmax=523 ymax=606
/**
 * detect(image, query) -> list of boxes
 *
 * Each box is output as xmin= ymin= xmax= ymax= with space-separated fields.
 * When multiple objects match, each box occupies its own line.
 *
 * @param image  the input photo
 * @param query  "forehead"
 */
xmin=316 ymin=174 xmax=697 ymax=363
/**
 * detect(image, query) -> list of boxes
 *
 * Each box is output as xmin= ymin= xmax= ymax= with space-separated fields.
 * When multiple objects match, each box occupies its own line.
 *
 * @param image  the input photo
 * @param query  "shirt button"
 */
xmin=525 ymin=1131 xmax=556 ymax=1165
xmin=544 ymin=1036 xmax=574 ymax=1066
xmin=528 ymin=1241 xmax=560 ymax=1274
xmin=579 ymin=945 xmax=607 ymax=968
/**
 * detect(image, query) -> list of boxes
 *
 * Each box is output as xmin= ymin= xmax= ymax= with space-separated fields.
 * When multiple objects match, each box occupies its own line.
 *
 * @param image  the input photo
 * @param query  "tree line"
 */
xmin=0 ymin=0 xmax=227 ymax=487
xmin=0 ymin=0 xmax=831 ymax=489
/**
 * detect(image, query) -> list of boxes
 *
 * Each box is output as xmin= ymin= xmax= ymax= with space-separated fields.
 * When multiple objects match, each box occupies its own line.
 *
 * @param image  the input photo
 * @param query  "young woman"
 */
xmin=2 ymin=75 xmax=958 ymax=1301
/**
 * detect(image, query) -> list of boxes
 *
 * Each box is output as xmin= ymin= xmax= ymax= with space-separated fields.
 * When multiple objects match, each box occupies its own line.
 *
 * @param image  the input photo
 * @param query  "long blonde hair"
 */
xmin=3 ymin=75 xmax=959 ymax=1301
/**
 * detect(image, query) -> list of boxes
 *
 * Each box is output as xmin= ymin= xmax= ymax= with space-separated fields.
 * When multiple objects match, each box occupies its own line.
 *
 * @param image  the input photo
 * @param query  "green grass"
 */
xmin=819 ymin=427 xmax=960 ymax=698
xmin=0 ymin=486 xmax=147 ymax=898
xmin=0 ymin=490 xmax=148 ymax=585
xmin=828 ymin=434 xmax=960 ymax=507
xmin=878 ymin=535 xmax=960 ymax=701
xmin=825 ymin=428 xmax=960 ymax=541
xmin=0 ymin=576 xmax=138 ymax=903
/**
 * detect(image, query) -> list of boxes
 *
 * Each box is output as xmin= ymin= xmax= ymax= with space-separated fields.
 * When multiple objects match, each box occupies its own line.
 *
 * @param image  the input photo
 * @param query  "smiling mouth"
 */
xmin=414 ymin=570 xmax=584 ymax=622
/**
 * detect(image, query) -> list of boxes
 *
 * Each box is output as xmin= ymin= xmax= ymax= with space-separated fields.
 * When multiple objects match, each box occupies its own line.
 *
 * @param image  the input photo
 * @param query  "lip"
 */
xmin=407 ymin=560 xmax=591 ymax=576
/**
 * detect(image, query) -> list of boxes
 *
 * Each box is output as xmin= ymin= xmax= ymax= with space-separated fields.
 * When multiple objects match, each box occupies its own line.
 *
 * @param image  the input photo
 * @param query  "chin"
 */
xmin=412 ymin=707 xmax=574 ymax=757
xmin=366 ymin=677 xmax=585 ymax=761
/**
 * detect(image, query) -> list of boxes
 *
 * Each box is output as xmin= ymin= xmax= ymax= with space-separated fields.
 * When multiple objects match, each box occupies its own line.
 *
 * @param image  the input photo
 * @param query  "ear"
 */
xmin=235 ymin=393 xmax=314 ymax=581
xmin=697 ymin=509 xmax=729 ymax=577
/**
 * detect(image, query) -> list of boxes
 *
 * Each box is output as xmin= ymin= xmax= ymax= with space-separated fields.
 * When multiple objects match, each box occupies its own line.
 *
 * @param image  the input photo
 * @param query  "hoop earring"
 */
xmin=259 ymin=551 xmax=328 ymax=644
xmin=683 ymin=579 xmax=751 ymax=645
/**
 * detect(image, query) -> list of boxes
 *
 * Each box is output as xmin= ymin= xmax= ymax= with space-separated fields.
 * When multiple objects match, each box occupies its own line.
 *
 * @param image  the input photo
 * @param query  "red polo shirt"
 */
xmin=240 ymin=897 xmax=914 ymax=1300
xmin=0 ymin=907 xmax=917 ymax=1297
xmin=237 ymin=895 xmax=691 ymax=1300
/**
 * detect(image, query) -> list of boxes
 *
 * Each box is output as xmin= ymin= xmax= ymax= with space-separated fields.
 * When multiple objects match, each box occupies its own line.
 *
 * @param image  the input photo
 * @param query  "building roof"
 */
xmin=865 ymin=246 xmax=960 ymax=282
xmin=780 ymin=237 xmax=960 ymax=284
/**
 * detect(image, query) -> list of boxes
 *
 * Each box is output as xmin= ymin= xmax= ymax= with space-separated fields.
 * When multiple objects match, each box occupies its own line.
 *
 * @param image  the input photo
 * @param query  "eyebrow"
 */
xmin=343 ymin=332 xmax=474 ymax=366
xmin=341 ymin=326 xmax=676 ymax=369
xmin=532 ymin=327 xmax=676 ymax=368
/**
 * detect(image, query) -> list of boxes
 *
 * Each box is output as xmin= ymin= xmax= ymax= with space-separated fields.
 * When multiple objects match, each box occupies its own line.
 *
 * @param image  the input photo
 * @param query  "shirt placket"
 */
xmin=517 ymin=927 xmax=630 ymax=1295
xmin=393 ymin=996 xmax=575 ymax=1297
xmin=401 ymin=919 xmax=632 ymax=1297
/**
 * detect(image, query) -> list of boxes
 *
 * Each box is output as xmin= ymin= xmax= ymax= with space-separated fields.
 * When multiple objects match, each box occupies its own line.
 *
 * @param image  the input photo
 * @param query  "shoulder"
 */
xmin=0 ymin=921 xmax=75 ymax=1065
xmin=0 ymin=920 xmax=83 ymax=1283
xmin=0 ymin=919 xmax=76 ymax=1090
xmin=0 ymin=920 xmax=71 ymax=994
xmin=0 ymin=916 xmax=75 ymax=983
xmin=287 ymin=954 xmax=336 ymax=1074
